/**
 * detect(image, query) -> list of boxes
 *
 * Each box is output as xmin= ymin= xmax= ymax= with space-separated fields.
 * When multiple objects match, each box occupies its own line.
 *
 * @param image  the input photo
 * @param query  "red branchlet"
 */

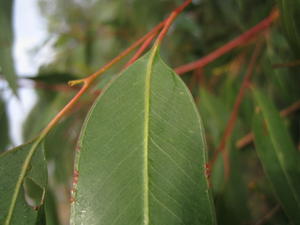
xmin=175 ymin=9 xmax=279 ymax=75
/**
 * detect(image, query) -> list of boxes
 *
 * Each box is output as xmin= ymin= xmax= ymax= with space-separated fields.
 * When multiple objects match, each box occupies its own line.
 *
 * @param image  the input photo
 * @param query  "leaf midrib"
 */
xmin=143 ymin=45 xmax=159 ymax=225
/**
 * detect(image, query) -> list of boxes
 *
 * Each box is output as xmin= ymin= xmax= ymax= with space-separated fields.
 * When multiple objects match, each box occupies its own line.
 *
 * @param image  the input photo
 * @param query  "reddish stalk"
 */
xmin=175 ymin=9 xmax=279 ymax=75
xmin=40 ymin=84 xmax=89 ymax=138
xmin=272 ymin=59 xmax=300 ymax=68
xmin=154 ymin=0 xmax=192 ymax=47
xmin=124 ymin=33 xmax=157 ymax=69
xmin=40 ymin=0 xmax=192 ymax=139
xmin=210 ymin=41 xmax=264 ymax=179
xmin=254 ymin=204 xmax=280 ymax=225
xmin=188 ymin=68 xmax=204 ymax=92
xmin=236 ymin=99 xmax=300 ymax=149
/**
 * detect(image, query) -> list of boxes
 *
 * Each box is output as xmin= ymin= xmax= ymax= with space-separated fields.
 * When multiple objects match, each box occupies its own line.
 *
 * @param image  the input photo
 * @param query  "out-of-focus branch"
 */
xmin=211 ymin=41 xmax=264 ymax=179
xmin=254 ymin=204 xmax=280 ymax=225
xmin=236 ymin=100 xmax=300 ymax=149
xmin=175 ymin=9 xmax=279 ymax=75
xmin=273 ymin=59 xmax=300 ymax=68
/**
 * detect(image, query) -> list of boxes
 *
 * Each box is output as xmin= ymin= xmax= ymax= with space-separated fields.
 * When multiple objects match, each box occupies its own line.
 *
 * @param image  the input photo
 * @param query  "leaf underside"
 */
xmin=0 ymin=142 xmax=47 ymax=225
xmin=252 ymin=89 xmax=300 ymax=225
xmin=71 ymin=48 xmax=216 ymax=225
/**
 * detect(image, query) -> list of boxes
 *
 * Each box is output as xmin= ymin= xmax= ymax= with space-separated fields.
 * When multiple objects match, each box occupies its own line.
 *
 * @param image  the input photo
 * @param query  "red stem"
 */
xmin=175 ymin=9 xmax=279 ymax=75
xmin=236 ymin=99 xmax=300 ymax=149
xmin=124 ymin=0 xmax=192 ymax=68
xmin=40 ymin=0 xmax=193 ymax=137
xmin=154 ymin=0 xmax=192 ymax=46
xmin=124 ymin=33 xmax=157 ymax=69
xmin=211 ymin=41 xmax=263 ymax=178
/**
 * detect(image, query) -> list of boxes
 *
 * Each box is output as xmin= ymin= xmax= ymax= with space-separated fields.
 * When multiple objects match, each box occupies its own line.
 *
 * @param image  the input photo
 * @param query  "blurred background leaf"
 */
xmin=0 ymin=97 xmax=10 ymax=152
xmin=252 ymin=88 xmax=300 ymax=225
xmin=277 ymin=0 xmax=300 ymax=57
xmin=0 ymin=0 xmax=18 ymax=95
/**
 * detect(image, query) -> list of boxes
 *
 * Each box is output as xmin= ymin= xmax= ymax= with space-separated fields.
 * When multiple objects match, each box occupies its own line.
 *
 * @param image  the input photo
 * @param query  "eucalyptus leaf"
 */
xmin=277 ymin=0 xmax=300 ymax=56
xmin=198 ymin=90 xmax=249 ymax=223
xmin=22 ymin=72 xmax=78 ymax=85
xmin=198 ymin=89 xmax=228 ymax=194
xmin=71 ymin=47 xmax=216 ymax=225
xmin=0 ymin=98 xmax=9 ymax=152
xmin=0 ymin=141 xmax=47 ymax=225
xmin=214 ymin=144 xmax=250 ymax=225
xmin=0 ymin=0 xmax=18 ymax=95
xmin=252 ymin=88 xmax=300 ymax=225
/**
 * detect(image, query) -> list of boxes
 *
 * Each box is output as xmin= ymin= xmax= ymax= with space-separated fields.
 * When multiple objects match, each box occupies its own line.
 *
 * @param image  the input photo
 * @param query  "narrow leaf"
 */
xmin=252 ymin=88 xmax=300 ymax=225
xmin=0 ymin=141 xmax=47 ymax=225
xmin=71 ymin=47 xmax=216 ymax=225
xmin=277 ymin=0 xmax=300 ymax=56
xmin=0 ymin=98 xmax=10 ymax=152
xmin=199 ymin=90 xmax=250 ymax=223
xmin=0 ymin=0 xmax=18 ymax=95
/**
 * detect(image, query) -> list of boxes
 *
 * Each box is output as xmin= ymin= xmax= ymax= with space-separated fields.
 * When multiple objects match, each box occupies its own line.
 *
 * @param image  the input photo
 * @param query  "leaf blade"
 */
xmin=0 ymin=98 xmax=10 ymax=152
xmin=0 ymin=0 xmax=18 ymax=95
xmin=71 ymin=48 xmax=216 ymax=225
xmin=0 ymin=141 xmax=48 ymax=225
xmin=252 ymin=88 xmax=300 ymax=225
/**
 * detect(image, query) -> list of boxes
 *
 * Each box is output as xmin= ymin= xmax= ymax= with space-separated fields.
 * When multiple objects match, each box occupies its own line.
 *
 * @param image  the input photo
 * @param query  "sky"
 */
xmin=8 ymin=0 xmax=49 ymax=145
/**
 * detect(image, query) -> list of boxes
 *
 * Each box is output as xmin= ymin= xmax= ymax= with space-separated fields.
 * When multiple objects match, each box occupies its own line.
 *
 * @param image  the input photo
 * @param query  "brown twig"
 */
xmin=273 ymin=59 xmax=300 ymax=68
xmin=254 ymin=204 xmax=280 ymax=225
xmin=124 ymin=0 xmax=191 ymax=69
xmin=124 ymin=33 xmax=157 ymax=69
xmin=154 ymin=0 xmax=192 ymax=47
xmin=210 ymin=41 xmax=264 ymax=179
xmin=174 ymin=9 xmax=279 ymax=75
xmin=41 ymin=0 xmax=192 ymax=138
xmin=236 ymin=100 xmax=300 ymax=149
xmin=188 ymin=68 xmax=204 ymax=91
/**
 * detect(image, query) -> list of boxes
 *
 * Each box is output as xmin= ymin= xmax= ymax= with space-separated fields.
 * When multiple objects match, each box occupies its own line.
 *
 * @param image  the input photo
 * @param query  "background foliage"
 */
xmin=1 ymin=0 xmax=299 ymax=224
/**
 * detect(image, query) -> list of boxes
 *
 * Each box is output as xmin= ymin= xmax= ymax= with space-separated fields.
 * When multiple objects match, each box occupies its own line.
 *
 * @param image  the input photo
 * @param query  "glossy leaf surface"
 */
xmin=71 ymin=47 xmax=216 ymax=225
xmin=252 ymin=89 xmax=300 ymax=225
xmin=0 ymin=142 xmax=47 ymax=225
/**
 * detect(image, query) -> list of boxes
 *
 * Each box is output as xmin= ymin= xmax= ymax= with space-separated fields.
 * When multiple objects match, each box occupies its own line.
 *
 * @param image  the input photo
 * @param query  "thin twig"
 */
xmin=175 ymin=9 xmax=279 ymax=75
xmin=123 ymin=0 xmax=192 ymax=69
xmin=40 ymin=0 xmax=192 ymax=139
xmin=273 ymin=59 xmax=300 ymax=68
xmin=236 ymin=99 xmax=300 ymax=149
xmin=210 ymin=41 xmax=264 ymax=179
xmin=124 ymin=33 xmax=157 ymax=69
xmin=154 ymin=0 xmax=192 ymax=47
xmin=254 ymin=204 xmax=280 ymax=225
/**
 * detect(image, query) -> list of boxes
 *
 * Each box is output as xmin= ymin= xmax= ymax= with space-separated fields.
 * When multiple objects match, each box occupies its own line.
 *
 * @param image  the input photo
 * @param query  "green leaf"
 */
xmin=22 ymin=72 xmax=78 ymax=85
xmin=44 ymin=189 xmax=61 ymax=225
xmin=198 ymin=89 xmax=228 ymax=194
xmin=0 ymin=141 xmax=48 ymax=225
xmin=0 ymin=0 xmax=18 ymax=95
xmin=198 ymin=91 xmax=249 ymax=223
xmin=277 ymin=0 xmax=300 ymax=56
xmin=71 ymin=47 xmax=216 ymax=225
xmin=252 ymin=88 xmax=300 ymax=225
xmin=199 ymin=89 xmax=229 ymax=148
xmin=214 ymin=144 xmax=250 ymax=225
xmin=0 ymin=98 xmax=10 ymax=152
